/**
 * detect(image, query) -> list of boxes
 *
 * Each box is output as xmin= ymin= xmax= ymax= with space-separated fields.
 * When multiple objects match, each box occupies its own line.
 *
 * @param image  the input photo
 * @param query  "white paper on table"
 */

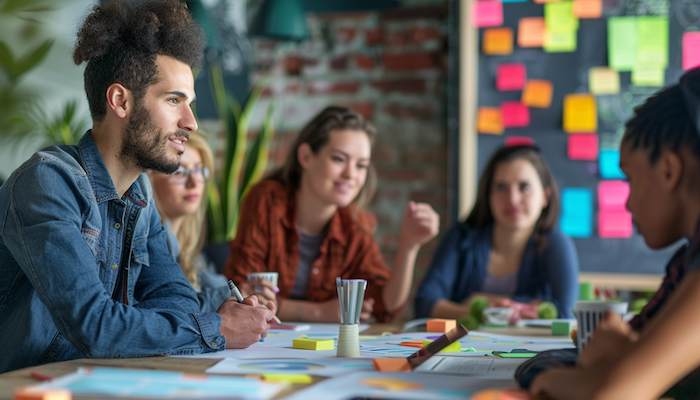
xmin=281 ymin=371 xmax=517 ymax=400
xmin=207 ymin=356 xmax=376 ymax=377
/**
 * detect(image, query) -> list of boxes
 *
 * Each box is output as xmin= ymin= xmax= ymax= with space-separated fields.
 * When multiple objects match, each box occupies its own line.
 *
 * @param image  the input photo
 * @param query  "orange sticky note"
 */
xmin=477 ymin=107 xmax=503 ymax=134
xmin=470 ymin=388 xmax=532 ymax=400
xmin=483 ymin=28 xmax=513 ymax=55
xmin=518 ymin=17 xmax=545 ymax=48
xmin=362 ymin=378 xmax=423 ymax=391
xmin=373 ymin=358 xmax=412 ymax=372
xmin=400 ymin=340 xmax=425 ymax=348
xmin=563 ymin=94 xmax=597 ymax=133
xmin=598 ymin=180 xmax=629 ymax=212
xmin=573 ymin=0 xmax=602 ymax=18
xmin=521 ymin=80 xmax=553 ymax=108
xmin=13 ymin=388 xmax=71 ymax=400
xmin=599 ymin=211 xmax=633 ymax=238
xmin=589 ymin=67 xmax=620 ymax=94
xmin=427 ymin=318 xmax=457 ymax=332
xmin=567 ymin=134 xmax=598 ymax=160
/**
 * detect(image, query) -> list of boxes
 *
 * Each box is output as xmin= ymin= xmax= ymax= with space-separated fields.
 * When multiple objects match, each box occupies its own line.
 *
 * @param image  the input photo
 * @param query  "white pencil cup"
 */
xmin=575 ymin=301 xmax=628 ymax=354
xmin=337 ymin=324 xmax=360 ymax=358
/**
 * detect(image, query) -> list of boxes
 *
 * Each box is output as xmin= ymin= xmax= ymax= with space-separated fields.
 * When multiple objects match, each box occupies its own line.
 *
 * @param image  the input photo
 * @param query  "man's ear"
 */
xmin=105 ymin=83 xmax=132 ymax=119
xmin=297 ymin=143 xmax=313 ymax=169
xmin=660 ymin=150 xmax=683 ymax=192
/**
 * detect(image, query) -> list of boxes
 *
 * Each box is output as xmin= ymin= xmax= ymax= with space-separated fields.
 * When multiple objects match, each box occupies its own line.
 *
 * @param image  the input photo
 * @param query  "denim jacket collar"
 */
xmin=77 ymin=131 xmax=150 ymax=206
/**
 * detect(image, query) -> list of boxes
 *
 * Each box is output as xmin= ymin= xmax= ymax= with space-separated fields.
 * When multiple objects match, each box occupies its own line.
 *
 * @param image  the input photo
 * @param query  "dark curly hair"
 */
xmin=73 ymin=0 xmax=206 ymax=120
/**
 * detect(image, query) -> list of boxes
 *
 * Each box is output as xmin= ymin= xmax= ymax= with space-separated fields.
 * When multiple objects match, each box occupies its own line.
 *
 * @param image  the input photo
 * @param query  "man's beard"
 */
xmin=120 ymin=101 xmax=187 ymax=174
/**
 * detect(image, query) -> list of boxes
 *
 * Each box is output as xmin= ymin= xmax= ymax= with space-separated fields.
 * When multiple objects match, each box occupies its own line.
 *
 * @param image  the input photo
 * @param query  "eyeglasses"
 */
xmin=169 ymin=165 xmax=210 ymax=184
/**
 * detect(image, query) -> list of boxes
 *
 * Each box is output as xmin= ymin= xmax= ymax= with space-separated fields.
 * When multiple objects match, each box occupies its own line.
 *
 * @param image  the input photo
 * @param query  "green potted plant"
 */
xmin=202 ymin=62 xmax=276 ymax=270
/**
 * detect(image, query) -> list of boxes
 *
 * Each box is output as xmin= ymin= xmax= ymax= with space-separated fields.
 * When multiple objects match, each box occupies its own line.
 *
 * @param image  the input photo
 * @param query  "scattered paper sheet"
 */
xmin=207 ymin=357 xmax=376 ymax=377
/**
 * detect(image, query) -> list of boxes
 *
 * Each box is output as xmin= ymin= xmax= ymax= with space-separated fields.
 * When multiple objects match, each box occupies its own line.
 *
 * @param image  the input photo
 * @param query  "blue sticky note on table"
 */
xmin=599 ymin=149 xmax=626 ymax=179
xmin=560 ymin=188 xmax=593 ymax=238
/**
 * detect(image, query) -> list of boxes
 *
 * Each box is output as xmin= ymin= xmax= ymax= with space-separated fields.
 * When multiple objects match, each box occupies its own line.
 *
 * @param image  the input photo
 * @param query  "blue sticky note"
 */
xmin=560 ymin=188 xmax=593 ymax=238
xmin=599 ymin=149 xmax=626 ymax=179
xmin=560 ymin=215 xmax=592 ymax=238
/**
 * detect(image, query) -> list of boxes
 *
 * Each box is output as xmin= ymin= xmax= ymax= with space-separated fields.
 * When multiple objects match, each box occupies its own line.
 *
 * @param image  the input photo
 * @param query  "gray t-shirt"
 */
xmin=290 ymin=230 xmax=326 ymax=299
xmin=482 ymin=271 xmax=518 ymax=297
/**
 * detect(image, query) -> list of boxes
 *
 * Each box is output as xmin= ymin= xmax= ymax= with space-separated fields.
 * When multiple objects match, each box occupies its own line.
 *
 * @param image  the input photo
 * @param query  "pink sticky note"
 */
xmin=472 ymin=1 xmax=503 ymax=28
xmin=598 ymin=181 xmax=629 ymax=212
xmin=505 ymin=136 xmax=535 ymax=147
xmin=497 ymin=63 xmax=527 ymax=91
xmin=683 ymin=32 xmax=700 ymax=71
xmin=567 ymin=134 xmax=598 ymax=160
xmin=500 ymin=101 xmax=530 ymax=128
xmin=598 ymin=211 xmax=633 ymax=238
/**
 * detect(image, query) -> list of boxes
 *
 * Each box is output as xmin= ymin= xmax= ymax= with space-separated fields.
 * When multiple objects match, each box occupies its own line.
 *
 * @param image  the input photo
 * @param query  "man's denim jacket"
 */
xmin=0 ymin=132 xmax=225 ymax=373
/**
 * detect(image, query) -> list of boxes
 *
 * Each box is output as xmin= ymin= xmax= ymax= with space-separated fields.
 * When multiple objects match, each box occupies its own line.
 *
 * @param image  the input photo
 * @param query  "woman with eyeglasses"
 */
xmin=414 ymin=145 xmax=579 ymax=320
xmin=223 ymin=106 xmax=440 ymax=323
xmin=150 ymin=132 xmax=232 ymax=312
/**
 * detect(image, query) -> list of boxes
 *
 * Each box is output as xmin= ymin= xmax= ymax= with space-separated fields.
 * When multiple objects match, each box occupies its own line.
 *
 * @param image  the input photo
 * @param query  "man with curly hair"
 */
xmin=0 ymin=0 xmax=274 ymax=373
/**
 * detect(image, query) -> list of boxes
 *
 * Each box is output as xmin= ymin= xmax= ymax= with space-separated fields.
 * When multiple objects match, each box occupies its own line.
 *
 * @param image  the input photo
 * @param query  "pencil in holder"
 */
xmin=336 ymin=278 xmax=367 ymax=358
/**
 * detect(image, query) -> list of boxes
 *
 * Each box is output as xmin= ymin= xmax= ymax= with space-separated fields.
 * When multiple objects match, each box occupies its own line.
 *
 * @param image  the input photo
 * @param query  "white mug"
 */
xmin=575 ymin=300 xmax=628 ymax=354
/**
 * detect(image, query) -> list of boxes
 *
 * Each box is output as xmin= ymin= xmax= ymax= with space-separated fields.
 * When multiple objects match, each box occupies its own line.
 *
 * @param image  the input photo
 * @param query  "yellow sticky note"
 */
xmin=262 ymin=373 xmax=313 ymax=383
xmin=573 ymin=0 xmax=602 ymax=19
xmin=589 ymin=67 xmax=620 ymax=94
xmin=422 ymin=340 xmax=461 ymax=352
xmin=518 ymin=17 xmax=545 ymax=48
xmin=477 ymin=107 xmax=503 ymax=135
xmin=631 ymin=67 xmax=665 ymax=87
xmin=563 ymin=94 xmax=597 ymax=133
xmin=483 ymin=28 xmax=513 ymax=55
xmin=522 ymin=80 xmax=553 ymax=108
xmin=292 ymin=338 xmax=334 ymax=350
xmin=361 ymin=378 xmax=424 ymax=391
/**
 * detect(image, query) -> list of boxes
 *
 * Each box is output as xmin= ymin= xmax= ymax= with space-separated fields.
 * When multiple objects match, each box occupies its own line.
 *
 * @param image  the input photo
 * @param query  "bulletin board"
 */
xmin=471 ymin=0 xmax=700 ymax=274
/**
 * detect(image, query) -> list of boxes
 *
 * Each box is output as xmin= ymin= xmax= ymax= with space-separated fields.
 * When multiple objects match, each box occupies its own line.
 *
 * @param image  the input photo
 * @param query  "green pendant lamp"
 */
xmin=249 ymin=0 xmax=310 ymax=41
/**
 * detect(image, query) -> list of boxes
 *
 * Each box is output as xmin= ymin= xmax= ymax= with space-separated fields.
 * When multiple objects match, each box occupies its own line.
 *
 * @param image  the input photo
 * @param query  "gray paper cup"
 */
xmin=247 ymin=272 xmax=279 ymax=293
xmin=575 ymin=300 xmax=628 ymax=354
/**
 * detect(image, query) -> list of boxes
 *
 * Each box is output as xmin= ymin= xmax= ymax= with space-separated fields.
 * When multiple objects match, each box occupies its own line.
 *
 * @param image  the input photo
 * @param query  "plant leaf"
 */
xmin=16 ymin=39 xmax=53 ymax=79
xmin=0 ymin=41 xmax=18 ymax=82
xmin=240 ymin=101 xmax=275 ymax=202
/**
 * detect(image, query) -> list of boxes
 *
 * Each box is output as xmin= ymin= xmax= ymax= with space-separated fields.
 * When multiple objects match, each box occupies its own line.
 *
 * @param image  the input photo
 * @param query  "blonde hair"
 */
xmin=151 ymin=131 xmax=214 ymax=290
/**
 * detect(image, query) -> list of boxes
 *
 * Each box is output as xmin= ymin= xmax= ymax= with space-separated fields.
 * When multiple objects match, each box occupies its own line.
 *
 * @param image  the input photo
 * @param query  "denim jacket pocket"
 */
xmin=131 ymin=237 xmax=150 ymax=268
xmin=81 ymin=227 xmax=100 ymax=257
xmin=37 ymin=331 xmax=84 ymax=365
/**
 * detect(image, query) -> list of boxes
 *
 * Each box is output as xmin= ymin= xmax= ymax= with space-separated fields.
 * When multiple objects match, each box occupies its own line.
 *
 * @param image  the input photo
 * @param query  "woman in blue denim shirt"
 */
xmin=150 ymin=132 xmax=235 ymax=313
xmin=415 ymin=145 xmax=579 ymax=320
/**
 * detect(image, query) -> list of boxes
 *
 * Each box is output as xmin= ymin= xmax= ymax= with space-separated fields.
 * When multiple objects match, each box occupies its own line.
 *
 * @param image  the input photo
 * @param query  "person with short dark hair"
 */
xmin=0 ymin=0 xmax=273 ymax=374
xmin=530 ymin=68 xmax=700 ymax=400
xmin=414 ymin=145 xmax=579 ymax=320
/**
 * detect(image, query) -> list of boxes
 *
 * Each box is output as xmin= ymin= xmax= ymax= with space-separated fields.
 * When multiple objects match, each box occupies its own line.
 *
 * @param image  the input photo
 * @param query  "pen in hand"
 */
xmin=228 ymin=280 xmax=282 ymax=324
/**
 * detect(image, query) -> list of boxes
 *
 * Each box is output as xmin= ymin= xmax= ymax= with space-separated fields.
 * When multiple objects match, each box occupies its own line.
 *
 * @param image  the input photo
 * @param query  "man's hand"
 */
xmin=217 ymin=295 xmax=274 ymax=349
xmin=398 ymin=202 xmax=440 ymax=249
xmin=238 ymin=279 xmax=277 ymax=310
xmin=577 ymin=311 xmax=639 ymax=369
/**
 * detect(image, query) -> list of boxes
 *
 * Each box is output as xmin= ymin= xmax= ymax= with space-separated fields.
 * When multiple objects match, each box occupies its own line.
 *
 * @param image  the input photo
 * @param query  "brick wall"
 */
xmin=247 ymin=4 xmax=448 ymax=320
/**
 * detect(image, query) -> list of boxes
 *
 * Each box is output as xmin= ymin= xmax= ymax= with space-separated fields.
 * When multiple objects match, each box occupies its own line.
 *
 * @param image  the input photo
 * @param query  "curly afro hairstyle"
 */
xmin=73 ymin=0 xmax=206 ymax=121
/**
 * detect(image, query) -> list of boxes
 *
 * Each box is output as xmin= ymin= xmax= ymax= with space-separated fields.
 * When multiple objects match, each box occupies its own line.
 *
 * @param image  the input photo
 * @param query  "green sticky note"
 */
xmin=608 ymin=17 xmax=637 ymax=71
xmin=632 ymin=67 xmax=665 ymax=86
xmin=496 ymin=353 xmax=538 ymax=358
xmin=262 ymin=373 xmax=313 ymax=383
xmin=545 ymin=2 xmax=578 ymax=32
xmin=579 ymin=282 xmax=595 ymax=300
xmin=423 ymin=340 xmax=461 ymax=352
xmin=544 ymin=29 xmax=577 ymax=53
xmin=551 ymin=321 xmax=572 ymax=336
xmin=636 ymin=16 xmax=668 ymax=68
